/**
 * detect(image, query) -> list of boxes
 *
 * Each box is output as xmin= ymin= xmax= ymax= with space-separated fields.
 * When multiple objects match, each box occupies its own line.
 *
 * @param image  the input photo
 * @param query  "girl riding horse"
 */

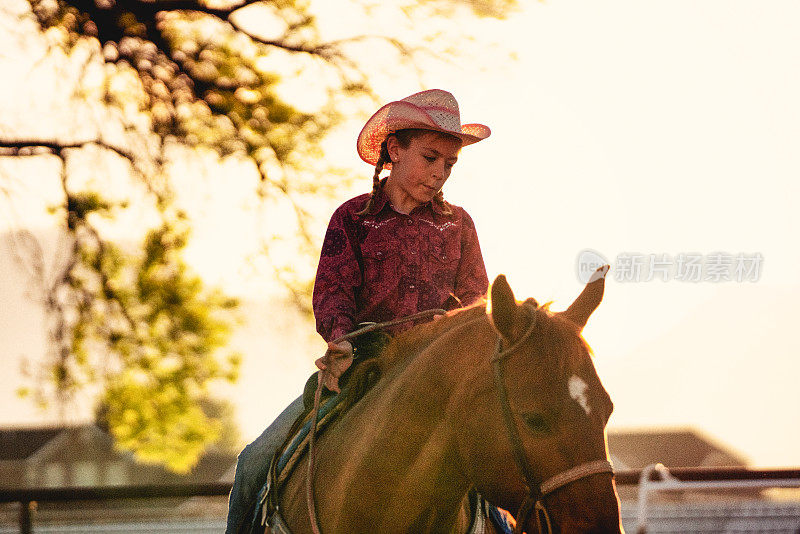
xmin=227 ymin=89 xmax=493 ymax=533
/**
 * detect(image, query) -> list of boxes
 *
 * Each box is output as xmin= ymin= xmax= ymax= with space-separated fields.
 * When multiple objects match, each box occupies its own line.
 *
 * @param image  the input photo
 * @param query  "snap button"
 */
xmin=405 ymin=218 xmax=413 ymax=226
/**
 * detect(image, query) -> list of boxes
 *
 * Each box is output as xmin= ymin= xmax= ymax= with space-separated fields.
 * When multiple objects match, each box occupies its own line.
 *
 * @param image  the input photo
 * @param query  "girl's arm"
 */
xmin=312 ymin=207 xmax=363 ymax=342
xmin=453 ymin=210 xmax=489 ymax=306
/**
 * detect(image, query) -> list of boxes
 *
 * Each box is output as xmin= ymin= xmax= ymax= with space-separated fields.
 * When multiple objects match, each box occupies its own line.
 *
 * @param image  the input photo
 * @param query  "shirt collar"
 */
xmin=365 ymin=179 xmax=449 ymax=217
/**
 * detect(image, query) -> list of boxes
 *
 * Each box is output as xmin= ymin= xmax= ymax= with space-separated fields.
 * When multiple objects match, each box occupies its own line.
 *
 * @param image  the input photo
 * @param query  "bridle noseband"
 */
xmin=490 ymin=304 xmax=614 ymax=534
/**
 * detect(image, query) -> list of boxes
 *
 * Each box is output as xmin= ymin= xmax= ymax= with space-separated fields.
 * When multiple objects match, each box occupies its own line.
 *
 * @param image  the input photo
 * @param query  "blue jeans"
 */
xmin=226 ymin=395 xmax=305 ymax=534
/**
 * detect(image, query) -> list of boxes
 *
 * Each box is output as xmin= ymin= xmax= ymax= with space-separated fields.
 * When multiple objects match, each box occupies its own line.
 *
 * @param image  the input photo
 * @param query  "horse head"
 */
xmin=455 ymin=266 xmax=623 ymax=533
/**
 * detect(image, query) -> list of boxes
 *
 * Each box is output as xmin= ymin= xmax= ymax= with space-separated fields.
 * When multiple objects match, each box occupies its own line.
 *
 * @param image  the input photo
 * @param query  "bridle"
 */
xmin=490 ymin=304 xmax=614 ymax=534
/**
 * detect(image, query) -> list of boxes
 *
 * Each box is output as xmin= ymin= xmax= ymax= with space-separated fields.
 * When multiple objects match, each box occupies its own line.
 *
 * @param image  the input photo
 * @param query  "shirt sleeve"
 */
xmin=454 ymin=210 xmax=489 ymax=307
xmin=312 ymin=206 xmax=363 ymax=342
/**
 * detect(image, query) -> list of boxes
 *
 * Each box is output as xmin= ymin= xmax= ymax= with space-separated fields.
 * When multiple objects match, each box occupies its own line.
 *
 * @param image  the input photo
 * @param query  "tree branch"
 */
xmin=0 ymin=139 xmax=137 ymax=164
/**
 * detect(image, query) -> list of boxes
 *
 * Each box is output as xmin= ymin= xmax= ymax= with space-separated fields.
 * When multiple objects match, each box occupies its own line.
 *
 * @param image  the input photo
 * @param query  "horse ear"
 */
xmin=559 ymin=265 xmax=609 ymax=331
xmin=488 ymin=274 xmax=517 ymax=340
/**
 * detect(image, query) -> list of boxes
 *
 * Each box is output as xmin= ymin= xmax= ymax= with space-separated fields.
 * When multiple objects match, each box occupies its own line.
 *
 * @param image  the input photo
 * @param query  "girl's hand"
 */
xmin=314 ymin=340 xmax=354 ymax=394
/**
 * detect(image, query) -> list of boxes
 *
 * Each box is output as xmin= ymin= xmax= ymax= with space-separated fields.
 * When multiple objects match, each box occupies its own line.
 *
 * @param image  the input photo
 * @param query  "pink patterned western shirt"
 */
xmin=313 ymin=185 xmax=489 ymax=342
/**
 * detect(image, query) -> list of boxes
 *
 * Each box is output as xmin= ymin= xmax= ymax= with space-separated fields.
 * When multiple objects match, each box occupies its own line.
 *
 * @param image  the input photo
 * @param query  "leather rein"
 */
xmin=491 ymin=304 xmax=614 ymax=534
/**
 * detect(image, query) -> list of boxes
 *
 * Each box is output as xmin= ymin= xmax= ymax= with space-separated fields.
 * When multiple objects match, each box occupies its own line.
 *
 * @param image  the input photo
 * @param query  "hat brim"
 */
xmin=356 ymin=100 xmax=491 ymax=166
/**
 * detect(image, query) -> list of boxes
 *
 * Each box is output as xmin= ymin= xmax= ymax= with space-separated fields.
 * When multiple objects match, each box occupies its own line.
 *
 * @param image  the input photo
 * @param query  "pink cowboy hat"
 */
xmin=356 ymin=89 xmax=491 ymax=166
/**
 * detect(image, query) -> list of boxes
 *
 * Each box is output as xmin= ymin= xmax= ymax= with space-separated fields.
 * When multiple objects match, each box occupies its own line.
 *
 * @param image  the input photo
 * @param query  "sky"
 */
xmin=1 ymin=0 xmax=799 ymax=468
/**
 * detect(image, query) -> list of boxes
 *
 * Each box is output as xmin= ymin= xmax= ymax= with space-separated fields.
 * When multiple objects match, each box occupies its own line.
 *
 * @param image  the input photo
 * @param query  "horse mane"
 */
xmin=338 ymin=302 xmax=488 ymax=412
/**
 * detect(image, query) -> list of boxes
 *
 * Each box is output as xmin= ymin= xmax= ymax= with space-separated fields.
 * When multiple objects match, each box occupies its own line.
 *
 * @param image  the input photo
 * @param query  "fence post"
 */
xmin=19 ymin=500 xmax=33 ymax=534
xmin=636 ymin=463 xmax=675 ymax=534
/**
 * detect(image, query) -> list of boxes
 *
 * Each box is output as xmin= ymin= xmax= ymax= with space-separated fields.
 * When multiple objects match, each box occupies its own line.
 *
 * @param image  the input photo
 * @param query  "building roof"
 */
xmin=0 ymin=424 xmax=237 ymax=489
xmin=608 ymin=427 xmax=749 ymax=470
xmin=0 ymin=426 xmax=64 ymax=461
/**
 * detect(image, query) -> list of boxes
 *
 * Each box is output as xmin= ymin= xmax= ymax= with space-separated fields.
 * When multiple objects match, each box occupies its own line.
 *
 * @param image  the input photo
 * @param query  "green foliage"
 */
xmin=45 ymin=196 xmax=241 ymax=472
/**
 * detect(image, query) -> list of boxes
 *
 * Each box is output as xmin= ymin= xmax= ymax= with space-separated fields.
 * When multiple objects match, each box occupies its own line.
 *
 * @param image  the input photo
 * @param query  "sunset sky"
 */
xmin=1 ymin=0 xmax=798 ymax=467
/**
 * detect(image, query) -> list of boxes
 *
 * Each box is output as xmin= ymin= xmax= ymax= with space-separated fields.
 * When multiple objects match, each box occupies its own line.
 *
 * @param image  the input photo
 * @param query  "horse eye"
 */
xmin=523 ymin=413 xmax=550 ymax=434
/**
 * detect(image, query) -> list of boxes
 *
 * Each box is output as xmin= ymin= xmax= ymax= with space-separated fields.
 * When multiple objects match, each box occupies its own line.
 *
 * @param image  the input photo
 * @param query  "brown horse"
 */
xmin=266 ymin=269 xmax=622 ymax=533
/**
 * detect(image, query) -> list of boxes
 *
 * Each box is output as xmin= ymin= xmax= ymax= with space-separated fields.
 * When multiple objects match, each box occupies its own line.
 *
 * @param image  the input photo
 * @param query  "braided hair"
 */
xmin=356 ymin=129 xmax=455 ymax=217
xmin=355 ymin=138 xmax=391 ymax=216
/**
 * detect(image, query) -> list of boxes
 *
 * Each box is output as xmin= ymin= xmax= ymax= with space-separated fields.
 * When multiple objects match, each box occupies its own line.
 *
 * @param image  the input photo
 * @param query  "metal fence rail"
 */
xmin=0 ymin=483 xmax=231 ymax=534
xmin=614 ymin=466 xmax=800 ymax=486
xmin=615 ymin=466 xmax=800 ymax=534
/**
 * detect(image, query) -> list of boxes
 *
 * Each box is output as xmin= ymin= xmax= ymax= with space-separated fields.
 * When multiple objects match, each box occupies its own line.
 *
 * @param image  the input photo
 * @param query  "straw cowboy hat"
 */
xmin=357 ymin=89 xmax=491 ymax=166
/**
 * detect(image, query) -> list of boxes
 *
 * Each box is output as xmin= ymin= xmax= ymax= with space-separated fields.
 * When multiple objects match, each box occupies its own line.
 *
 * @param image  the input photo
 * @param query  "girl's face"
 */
xmin=385 ymin=131 xmax=462 ymax=214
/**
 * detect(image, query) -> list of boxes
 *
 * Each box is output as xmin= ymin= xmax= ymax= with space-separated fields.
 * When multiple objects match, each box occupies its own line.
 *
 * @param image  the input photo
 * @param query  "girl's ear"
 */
xmin=385 ymin=135 xmax=400 ymax=163
xmin=488 ymin=274 xmax=517 ymax=341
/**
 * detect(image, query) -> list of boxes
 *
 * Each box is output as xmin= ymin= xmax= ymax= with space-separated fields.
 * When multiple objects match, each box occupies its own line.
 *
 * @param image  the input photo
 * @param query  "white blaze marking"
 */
xmin=568 ymin=375 xmax=592 ymax=415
